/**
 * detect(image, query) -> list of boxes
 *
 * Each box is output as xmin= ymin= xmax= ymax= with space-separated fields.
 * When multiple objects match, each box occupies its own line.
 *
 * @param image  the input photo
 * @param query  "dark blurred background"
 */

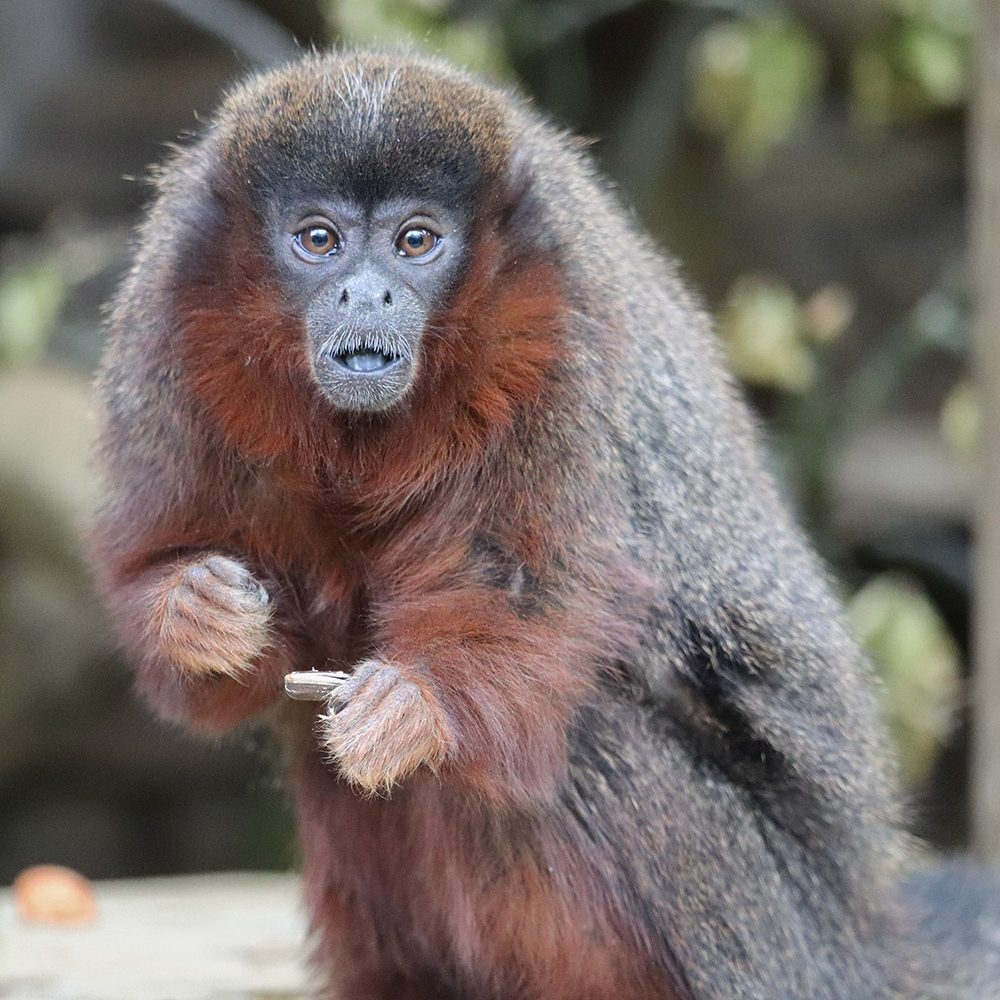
xmin=0 ymin=0 xmax=977 ymax=881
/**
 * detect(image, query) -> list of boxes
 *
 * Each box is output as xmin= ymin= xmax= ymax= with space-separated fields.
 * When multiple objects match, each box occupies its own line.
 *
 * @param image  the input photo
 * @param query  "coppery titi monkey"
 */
xmin=93 ymin=51 xmax=1000 ymax=999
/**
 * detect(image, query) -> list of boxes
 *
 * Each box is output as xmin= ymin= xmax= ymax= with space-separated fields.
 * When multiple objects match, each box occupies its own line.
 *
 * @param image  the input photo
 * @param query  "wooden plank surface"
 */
xmin=0 ymin=873 xmax=310 ymax=1000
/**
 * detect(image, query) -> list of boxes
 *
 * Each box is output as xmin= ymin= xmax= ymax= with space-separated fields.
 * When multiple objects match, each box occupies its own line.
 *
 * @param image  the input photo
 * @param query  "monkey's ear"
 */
xmin=498 ymin=142 xmax=543 ymax=237
xmin=505 ymin=143 xmax=534 ymax=205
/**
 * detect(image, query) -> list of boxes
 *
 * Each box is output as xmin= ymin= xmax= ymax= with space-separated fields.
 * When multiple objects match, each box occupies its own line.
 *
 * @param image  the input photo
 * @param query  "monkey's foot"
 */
xmin=319 ymin=660 xmax=452 ymax=795
xmin=154 ymin=554 xmax=271 ymax=678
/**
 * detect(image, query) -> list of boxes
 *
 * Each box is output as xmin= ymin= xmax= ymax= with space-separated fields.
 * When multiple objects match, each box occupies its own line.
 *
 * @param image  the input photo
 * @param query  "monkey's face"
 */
xmin=271 ymin=197 xmax=466 ymax=414
xmin=192 ymin=53 xmax=526 ymax=427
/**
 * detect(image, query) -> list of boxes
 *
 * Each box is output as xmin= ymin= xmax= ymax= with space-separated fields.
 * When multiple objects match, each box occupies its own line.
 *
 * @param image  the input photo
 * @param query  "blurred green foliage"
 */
xmin=721 ymin=276 xmax=815 ymax=392
xmin=849 ymin=574 xmax=960 ymax=787
xmin=0 ymin=260 xmax=65 ymax=366
xmin=940 ymin=380 xmax=979 ymax=460
xmin=324 ymin=0 xmax=509 ymax=76
xmin=719 ymin=276 xmax=855 ymax=392
xmin=689 ymin=17 xmax=825 ymax=169
xmin=853 ymin=0 xmax=971 ymax=123
xmin=0 ymin=227 xmax=120 ymax=371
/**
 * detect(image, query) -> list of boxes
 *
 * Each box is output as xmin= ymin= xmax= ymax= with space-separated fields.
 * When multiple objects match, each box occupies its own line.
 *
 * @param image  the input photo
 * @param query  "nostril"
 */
xmin=383 ymin=290 xmax=392 ymax=306
xmin=339 ymin=288 xmax=349 ymax=305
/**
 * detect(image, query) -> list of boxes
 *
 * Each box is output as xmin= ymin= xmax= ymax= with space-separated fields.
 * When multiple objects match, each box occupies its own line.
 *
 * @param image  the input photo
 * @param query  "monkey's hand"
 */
xmin=319 ymin=659 xmax=454 ymax=796
xmin=151 ymin=554 xmax=272 ymax=679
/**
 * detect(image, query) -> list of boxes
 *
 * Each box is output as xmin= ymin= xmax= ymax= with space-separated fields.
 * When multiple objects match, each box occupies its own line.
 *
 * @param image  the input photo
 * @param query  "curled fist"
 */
xmin=319 ymin=659 xmax=454 ymax=796
xmin=150 ymin=554 xmax=271 ymax=678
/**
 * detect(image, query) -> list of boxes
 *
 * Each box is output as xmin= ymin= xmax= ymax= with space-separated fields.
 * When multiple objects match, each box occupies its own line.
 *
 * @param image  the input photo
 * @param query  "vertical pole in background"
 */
xmin=972 ymin=0 xmax=1000 ymax=862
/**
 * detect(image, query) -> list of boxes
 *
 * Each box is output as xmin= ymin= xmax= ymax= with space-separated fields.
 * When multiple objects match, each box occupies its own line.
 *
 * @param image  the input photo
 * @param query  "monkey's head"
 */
xmin=175 ymin=51 xmax=552 ymax=421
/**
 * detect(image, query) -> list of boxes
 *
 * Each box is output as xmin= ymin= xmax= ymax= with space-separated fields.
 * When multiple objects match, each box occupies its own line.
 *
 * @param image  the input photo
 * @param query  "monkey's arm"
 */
xmin=102 ymin=549 xmax=295 ymax=731
xmin=93 ymin=331 xmax=299 ymax=732
xmin=318 ymin=583 xmax=611 ymax=804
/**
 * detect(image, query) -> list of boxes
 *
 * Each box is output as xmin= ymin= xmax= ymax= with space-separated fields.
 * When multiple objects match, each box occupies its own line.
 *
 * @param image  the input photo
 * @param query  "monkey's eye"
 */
xmin=395 ymin=227 xmax=440 ymax=259
xmin=294 ymin=224 xmax=341 ymax=258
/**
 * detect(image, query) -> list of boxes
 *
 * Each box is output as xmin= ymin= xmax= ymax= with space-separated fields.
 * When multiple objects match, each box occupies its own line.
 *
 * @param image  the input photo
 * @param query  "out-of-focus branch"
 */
xmin=153 ymin=0 xmax=300 ymax=66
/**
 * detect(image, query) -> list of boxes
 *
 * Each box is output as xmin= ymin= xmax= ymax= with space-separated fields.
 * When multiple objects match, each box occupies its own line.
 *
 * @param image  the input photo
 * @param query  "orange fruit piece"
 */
xmin=13 ymin=865 xmax=97 ymax=926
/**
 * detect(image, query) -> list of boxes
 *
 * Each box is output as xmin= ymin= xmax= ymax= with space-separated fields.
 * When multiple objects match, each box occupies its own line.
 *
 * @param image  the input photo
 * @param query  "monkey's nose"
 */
xmin=337 ymin=271 xmax=394 ymax=311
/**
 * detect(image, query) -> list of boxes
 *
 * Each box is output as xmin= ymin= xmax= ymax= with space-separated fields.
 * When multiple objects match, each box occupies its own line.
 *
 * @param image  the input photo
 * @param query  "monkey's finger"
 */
xmin=285 ymin=670 xmax=351 ymax=701
xmin=185 ymin=565 xmax=269 ymax=613
xmin=202 ymin=555 xmax=270 ymax=603
xmin=326 ymin=660 xmax=400 ymax=717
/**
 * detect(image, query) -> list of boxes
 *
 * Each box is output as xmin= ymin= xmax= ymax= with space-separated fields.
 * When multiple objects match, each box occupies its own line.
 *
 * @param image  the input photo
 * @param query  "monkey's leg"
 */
xmin=317 ymin=587 xmax=591 ymax=803
xmin=110 ymin=552 xmax=294 ymax=729
xmin=303 ymin=874 xmax=460 ymax=1000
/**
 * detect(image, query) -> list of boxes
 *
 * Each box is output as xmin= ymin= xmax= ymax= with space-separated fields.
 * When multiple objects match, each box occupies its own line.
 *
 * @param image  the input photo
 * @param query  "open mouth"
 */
xmin=315 ymin=340 xmax=415 ymax=412
xmin=331 ymin=349 xmax=401 ymax=374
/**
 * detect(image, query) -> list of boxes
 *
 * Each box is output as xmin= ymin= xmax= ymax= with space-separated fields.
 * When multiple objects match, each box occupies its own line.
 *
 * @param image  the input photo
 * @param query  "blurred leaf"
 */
xmin=719 ymin=275 xmax=817 ymax=392
xmin=688 ymin=16 xmax=825 ymax=170
xmin=851 ymin=2 xmax=970 ymax=124
xmin=0 ymin=262 xmax=66 ymax=367
xmin=899 ymin=20 xmax=967 ymax=105
xmin=849 ymin=574 xmax=960 ymax=787
xmin=940 ymin=380 xmax=979 ymax=461
xmin=325 ymin=0 xmax=509 ymax=77
xmin=889 ymin=0 xmax=972 ymax=35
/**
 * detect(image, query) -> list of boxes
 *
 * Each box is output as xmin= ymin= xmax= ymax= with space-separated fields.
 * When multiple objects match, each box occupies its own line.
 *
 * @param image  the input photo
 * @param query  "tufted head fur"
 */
xmin=212 ymin=51 xmax=516 ymax=215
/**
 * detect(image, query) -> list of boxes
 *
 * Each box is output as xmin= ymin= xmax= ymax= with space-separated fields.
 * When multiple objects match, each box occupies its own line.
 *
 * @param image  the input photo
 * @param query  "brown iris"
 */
xmin=395 ymin=227 xmax=439 ymax=258
xmin=295 ymin=224 xmax=340 ymax=256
